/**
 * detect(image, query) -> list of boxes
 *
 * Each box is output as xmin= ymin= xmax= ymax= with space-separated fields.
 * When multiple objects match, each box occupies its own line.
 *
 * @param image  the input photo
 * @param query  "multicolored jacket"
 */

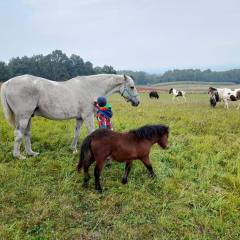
xmin=94 ymin=103 xmax=113 ymax=130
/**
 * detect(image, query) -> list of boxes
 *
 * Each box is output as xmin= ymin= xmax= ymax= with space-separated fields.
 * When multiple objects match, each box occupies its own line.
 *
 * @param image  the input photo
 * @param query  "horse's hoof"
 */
xmin=82 ymin=183 xmax=88 ymax=188
xmin=122 ymin=178 xmax=128 ymax=184
xmin=14 ymin=154 xmax=26 ymax=160
xmin=73 ymin=150 xmax=78 ymax=154
xmin=28 ymin=151 xmax=39 ymax=157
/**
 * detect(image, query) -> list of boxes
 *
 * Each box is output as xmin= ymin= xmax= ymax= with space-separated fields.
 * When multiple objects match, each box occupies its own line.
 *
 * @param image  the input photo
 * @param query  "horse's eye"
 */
xmin=130 ymin=86 xmax=134 ymax=90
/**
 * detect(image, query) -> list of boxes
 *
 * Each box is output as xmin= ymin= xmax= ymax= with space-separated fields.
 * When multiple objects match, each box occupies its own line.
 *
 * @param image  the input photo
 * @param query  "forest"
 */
xmin=1 ymin=50 xmax=240 ymax=85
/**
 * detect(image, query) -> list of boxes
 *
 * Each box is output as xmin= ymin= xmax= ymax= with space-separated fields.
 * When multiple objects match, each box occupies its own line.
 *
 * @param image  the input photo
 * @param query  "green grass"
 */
xmin=1 ymin=94 xmax=240 ymax=239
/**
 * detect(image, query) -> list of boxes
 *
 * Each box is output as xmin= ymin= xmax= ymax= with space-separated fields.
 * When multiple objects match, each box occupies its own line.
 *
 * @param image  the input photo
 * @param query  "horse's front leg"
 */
xmin=224 ymin=99 xmax=229 ymax=109
xmin=83 ymin=113 xmax=95 ymax=134
xmin=122 ymin=161 xmax=133 ymax=184
xmin=237 ymin=102 xmax=240 ymax=110
xmin=140 ymin=156 xmax=156 ymax=178
xmin=71 ymin=118 xmax=83 ymax=153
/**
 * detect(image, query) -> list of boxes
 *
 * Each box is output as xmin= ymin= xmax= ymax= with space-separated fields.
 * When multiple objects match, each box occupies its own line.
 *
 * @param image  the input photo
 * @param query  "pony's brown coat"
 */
xmin=77 ymin=124 xmax=169 ymax=192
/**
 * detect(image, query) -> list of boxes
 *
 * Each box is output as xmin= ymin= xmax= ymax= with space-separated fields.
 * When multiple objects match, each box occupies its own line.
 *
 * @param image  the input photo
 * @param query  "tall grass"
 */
xmin=0 ymin=94 xmax=240 ymax=239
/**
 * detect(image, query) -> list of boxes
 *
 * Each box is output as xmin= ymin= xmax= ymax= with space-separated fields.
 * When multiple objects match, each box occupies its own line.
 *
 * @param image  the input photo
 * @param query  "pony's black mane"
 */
xmin=129 ymin=124 xmax=169 ymax=140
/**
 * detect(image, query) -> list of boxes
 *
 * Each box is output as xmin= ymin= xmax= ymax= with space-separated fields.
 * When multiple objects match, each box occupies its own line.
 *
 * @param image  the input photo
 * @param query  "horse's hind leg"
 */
xmin=24 ymin=118 xmax=39 ymax=157
xmin=13 ymin=118 xmax=30 ymax=159
xmin=71 ymin=118 xmax=83 ymax=154
xmin=122 ymin=161 xmax=132 ymax=184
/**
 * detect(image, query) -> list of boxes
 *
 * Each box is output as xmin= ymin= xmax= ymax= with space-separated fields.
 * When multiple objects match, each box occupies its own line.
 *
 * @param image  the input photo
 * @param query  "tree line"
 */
xmin=0 ymin=50 xmax=116 ymax=82
xmin=118 ymin=69 xmax=240 ymax=85
xmin=1 ymin=50 xmax=240 ymax=84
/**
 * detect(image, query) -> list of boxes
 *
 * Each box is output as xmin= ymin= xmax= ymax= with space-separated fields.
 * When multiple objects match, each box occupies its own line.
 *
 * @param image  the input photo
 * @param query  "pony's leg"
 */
xmin=71 ymin=118 xmax=83 ymax=153
xmin=84 ymin=114 xmax=94 ymax=134
xmin=83 ymin=157 xmax=94 ymax=188
xmin=13 ymin=118 xmax=30 ymax=159
xmin=122 ymin=161 xmax=132 ymax=184
xmin=94 ymin=160 xmax=105 ymax=192
xmin=172 ymin=95 xmax=175 ymax=102
xmin=24 ymin=118 xmax=39 ymax=157
xmin=140 ymin=156 xmax=155 ymax=178
xmin=83 ymin=168 xmax=91 ymax=188
xmin=183 ymin=95 xmax=186 ymax=102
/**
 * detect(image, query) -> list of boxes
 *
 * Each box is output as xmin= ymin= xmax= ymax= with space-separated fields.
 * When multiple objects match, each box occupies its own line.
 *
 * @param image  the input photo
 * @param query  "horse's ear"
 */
xmin=124 ymin=74 xmax=128 ymax=81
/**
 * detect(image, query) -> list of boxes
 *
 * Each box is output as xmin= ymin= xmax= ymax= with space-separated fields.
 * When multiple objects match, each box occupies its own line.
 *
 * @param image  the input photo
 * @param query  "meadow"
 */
xmin=0 ymin=93 xmax=240 ymax=239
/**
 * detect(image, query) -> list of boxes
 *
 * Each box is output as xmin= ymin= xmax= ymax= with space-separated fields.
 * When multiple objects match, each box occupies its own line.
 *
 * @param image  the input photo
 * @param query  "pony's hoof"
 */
xmin=82 ymin=183 xmax=88 ymax=188
xmin=122 ymin=178 xmax=128 ymax=184
xmin=95 ymin=187 xmax=103 ymax=193
xmin=149 ymin=173 xmax=156 ymax=178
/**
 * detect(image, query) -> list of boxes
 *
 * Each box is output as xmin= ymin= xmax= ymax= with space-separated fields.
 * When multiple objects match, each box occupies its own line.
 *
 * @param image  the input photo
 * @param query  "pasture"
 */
xmin=0 ymin=93 xmax=240 ymax=239
xmin=138 ymin=82 xmax=240 ymax=94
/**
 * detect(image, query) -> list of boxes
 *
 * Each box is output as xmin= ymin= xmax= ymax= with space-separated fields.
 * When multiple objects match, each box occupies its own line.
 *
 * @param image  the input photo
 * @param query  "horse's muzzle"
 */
xmin=131 ymin=100 xmax=140 ymax=107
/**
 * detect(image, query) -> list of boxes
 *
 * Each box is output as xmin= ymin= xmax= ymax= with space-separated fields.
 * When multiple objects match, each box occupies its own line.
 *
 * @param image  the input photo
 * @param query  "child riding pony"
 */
xmin=77 ymin=124 xmax=169 ymax=192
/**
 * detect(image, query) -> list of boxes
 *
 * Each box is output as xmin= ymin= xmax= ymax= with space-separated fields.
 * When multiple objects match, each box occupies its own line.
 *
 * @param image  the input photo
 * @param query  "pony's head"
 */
xmin=130 ymin=124 xmax=169 ymax=149
xmin=169 ymin=88 xmax=173 ymax=94
xmin=120 ymin=75 xmax=140 ymax=106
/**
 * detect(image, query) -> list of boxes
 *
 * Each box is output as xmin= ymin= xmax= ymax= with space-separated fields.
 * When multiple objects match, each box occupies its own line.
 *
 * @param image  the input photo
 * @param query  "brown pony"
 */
xmin=77 ymin=124 xmax=169 ymax=192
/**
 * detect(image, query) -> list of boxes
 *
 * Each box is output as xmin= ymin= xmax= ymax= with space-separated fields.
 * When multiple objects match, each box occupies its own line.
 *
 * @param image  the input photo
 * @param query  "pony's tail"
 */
xmin=0 ymin=82 xmax=15 ymax=127
xmin=77 ymin=135 xmax=93 ymax=172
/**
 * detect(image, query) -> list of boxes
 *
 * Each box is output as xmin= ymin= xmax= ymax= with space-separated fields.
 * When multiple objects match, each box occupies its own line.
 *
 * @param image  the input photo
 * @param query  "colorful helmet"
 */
xmin=97 ymin=96 xmax=107 ymax=107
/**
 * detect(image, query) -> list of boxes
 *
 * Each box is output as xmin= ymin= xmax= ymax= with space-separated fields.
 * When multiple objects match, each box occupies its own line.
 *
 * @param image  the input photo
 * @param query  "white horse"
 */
xmin=208 ymin=87 xmax=240 ymax=109
xmin=169 ymin=88 xmax=186 ymax=102
xmin=1 ymin=74 xmax=140 ymax=159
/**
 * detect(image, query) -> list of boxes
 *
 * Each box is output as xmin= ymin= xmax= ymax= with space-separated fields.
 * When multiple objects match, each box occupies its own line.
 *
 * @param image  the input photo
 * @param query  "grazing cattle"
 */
xmin=0 ymin=74 xmax=140 ymax=159
xmin=77 ymin=124 xmax=169 ymax=192
xmin=149 ymin=91 xmax=159 ymax=99
xmin=169 ymin=88 xmax=186 ymax=102
xmin=208 ymin=87 xmax=240 ymax=109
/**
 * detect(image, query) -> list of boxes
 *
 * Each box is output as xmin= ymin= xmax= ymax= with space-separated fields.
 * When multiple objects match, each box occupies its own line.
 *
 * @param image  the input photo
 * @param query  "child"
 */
xmin=94 ymin=96 xmax=113 ymax=130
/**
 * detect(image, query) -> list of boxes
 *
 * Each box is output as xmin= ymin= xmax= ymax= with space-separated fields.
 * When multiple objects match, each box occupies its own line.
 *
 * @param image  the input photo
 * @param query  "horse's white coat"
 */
xmin=213 ymin=88 xmax=240 ymax=109
xmin=169 ymin=88 xmax=186 ymax=102
xmin=1 ymin=74 xmax=140 ymax=159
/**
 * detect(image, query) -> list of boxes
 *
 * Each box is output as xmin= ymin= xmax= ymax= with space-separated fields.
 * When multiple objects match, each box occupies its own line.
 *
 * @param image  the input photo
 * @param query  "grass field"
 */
xmin=1 ymin=93 xmax=240 ymax=239
xmin=138 ymin=82 xmax=240 ymax=94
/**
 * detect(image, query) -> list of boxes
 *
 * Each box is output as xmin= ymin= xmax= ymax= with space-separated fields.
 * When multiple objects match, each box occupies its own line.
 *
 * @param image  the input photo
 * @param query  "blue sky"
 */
xmin=1 ymin=0 xmax=240 ymax=72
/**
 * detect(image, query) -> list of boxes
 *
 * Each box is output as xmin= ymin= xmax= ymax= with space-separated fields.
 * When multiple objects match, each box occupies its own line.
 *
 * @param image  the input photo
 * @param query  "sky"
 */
xmin=0 ymin=0 xmax=240 ymax=73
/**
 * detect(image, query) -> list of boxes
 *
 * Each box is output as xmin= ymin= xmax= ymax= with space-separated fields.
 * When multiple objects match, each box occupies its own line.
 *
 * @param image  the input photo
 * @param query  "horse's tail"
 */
xmin=0 ymin=82 xmax=15 ymax=127
xmin=77 ymin=134 xmax=93 ymax=172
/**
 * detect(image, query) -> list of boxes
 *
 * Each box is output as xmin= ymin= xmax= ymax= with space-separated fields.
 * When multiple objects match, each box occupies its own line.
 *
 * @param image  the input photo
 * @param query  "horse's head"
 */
xmin=169 ymin=88 xmax=173 ymax=94
xmin=208 ymin=87 xmax=216 ymax=94
xmin=120 ymin=75 xmax=140 ymax=106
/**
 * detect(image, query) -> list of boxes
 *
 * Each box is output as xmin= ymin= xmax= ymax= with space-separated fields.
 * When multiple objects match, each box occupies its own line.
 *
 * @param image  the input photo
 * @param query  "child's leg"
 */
xmin=97 ymin=114 xmax=107 ymax=128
